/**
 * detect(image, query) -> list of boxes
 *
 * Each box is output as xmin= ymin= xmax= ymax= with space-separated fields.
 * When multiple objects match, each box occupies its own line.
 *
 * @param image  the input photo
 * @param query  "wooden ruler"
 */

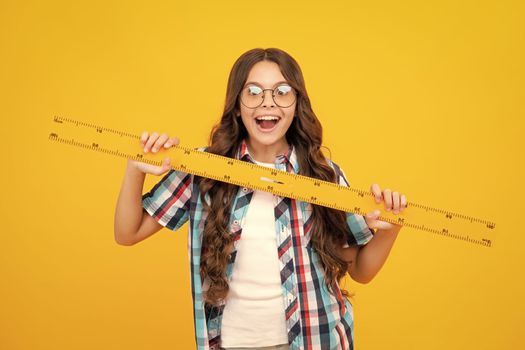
xmin=48 ymin=116 xmax=496 ymax=248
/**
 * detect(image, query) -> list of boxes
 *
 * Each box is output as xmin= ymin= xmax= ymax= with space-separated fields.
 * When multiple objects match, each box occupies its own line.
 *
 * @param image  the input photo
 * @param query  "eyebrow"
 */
xmin=243 ymin=80 xmax=290 ymax=88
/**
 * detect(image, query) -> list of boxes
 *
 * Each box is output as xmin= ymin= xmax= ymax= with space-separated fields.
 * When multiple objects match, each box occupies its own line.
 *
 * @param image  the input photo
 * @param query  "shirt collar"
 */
xmin=236 ymin=139 xmax=299 ymax=173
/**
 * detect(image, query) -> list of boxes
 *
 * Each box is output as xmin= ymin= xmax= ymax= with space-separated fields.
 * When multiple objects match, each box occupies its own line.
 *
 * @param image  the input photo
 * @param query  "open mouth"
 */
xmin=255 ymin=115 xmax=281 ymax=131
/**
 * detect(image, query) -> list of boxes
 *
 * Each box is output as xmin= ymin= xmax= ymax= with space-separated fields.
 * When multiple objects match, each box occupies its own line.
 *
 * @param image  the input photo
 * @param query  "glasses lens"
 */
xmin=274 ymin=85 xmax=295 ymax=107
xmin=241 ymin=86 xmax=264 ymax=108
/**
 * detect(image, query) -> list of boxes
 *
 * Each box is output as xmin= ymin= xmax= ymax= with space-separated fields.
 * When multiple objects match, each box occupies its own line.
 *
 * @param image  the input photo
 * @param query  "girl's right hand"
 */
xmin=128 ymin=131 xmax=179 ymax=175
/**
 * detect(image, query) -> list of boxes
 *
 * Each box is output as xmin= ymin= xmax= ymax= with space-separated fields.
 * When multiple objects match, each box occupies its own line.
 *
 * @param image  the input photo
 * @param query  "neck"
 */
xmin=246 ymin=138 xmax=289 ymax=163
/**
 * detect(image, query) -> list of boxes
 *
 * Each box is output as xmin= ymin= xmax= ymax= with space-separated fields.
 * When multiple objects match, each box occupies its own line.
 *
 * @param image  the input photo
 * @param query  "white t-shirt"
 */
xmin=220 ymin=160 xmax=288 ymax=347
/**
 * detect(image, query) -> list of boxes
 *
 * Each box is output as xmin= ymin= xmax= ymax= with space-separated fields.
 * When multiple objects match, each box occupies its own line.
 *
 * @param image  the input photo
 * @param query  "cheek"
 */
xmin=239 ymin=104 xmax=248 ymax=116
xmin=283 ymin=109 xmax=296 ymax=128
xmin=288 ymin=104 xmax=297 ymax=119
xmin=280 ymin=117 xmax=295 ymax=135
xmin=239 ymin=109 xmax=254 ymax=126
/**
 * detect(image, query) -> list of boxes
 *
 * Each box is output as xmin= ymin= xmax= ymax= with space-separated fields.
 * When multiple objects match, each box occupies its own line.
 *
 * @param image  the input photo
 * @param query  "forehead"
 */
xmin=245 ymin=61 xmax=287 ymax=87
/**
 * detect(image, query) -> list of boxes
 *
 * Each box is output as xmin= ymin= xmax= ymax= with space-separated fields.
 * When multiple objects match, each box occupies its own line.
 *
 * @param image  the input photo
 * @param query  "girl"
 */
xmin=114 ymin=48 xmax=407 ymax=350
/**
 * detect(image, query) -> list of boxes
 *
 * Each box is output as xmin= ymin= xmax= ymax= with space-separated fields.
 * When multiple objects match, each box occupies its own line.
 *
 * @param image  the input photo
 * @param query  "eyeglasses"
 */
xmin=239 ymin=84 xmax=296 ymax=109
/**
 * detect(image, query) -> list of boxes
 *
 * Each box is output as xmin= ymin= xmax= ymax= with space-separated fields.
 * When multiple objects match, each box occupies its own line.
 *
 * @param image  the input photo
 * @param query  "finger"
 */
xmin=152 ymin=133 xmax=169 ymax=153
xmin=400 ymin=194 xmax=407 ymax=211
xmin=140 ymin=131 xmax=148 ymax=146
xmin=383 ymin=188 xmax=392 ymax=211
xmin=163 ymin=136 xmax=180 ymax=148
xmin=392 ymin=191 xmax=400 ymax=214
xmin=144 ymin=132 xmax=159 ymax=153
xmin=371 ymin=183 xmax=382 ymax=203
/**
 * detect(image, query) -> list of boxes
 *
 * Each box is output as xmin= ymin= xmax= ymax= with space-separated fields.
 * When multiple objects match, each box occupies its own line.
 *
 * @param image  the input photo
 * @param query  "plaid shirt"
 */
xmin=142 ymin=140 xmax=374 ymax=350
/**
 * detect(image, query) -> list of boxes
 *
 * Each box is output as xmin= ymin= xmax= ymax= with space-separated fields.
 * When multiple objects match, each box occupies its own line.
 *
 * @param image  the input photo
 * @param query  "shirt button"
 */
xmin=242 ymin=187 xmax=248 ymax=192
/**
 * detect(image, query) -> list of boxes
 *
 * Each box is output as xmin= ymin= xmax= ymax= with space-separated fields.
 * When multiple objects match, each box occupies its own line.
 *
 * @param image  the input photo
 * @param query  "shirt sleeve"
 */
xmin=141 ymin=169 xmax=192 ymax=231
xmin=332 ymin=162 xmax=374 ymax=246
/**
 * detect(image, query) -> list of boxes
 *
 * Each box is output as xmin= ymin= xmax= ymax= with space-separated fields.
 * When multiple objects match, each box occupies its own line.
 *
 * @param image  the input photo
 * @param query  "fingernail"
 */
xmin=152 ymin=147 xmax=157 ymax=152
xmin=393 ymin=210 xmax=399 ymax=214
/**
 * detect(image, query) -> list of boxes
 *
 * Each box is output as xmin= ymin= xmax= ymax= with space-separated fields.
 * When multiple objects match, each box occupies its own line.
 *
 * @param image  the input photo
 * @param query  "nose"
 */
xmin=261 ymin=89 xmax=275 ymax=108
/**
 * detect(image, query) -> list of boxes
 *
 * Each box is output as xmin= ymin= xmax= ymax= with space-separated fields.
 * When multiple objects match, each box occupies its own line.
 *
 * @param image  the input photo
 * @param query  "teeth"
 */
xmin=256 ymin=116 xmax=280 ymax=121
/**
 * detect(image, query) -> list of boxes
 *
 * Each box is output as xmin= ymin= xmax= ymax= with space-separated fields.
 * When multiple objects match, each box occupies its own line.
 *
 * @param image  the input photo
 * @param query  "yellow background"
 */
xmin=1 ymin=0 xmax=523 ymax=349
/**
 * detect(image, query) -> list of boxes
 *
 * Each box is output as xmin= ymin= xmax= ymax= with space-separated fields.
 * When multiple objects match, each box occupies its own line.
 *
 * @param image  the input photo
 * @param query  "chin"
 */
xmin=248 ymin=131 xmax=286 ymax=145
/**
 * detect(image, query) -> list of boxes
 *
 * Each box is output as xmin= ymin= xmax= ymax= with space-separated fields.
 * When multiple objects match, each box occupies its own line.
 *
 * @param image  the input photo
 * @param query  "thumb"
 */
xmin=366 ymin=209 xmax=381 ymax=220
xmin=365 ymin=209 xmax=381 ymax=229
xmin=162 ymin=157 xmax=171 ymax=170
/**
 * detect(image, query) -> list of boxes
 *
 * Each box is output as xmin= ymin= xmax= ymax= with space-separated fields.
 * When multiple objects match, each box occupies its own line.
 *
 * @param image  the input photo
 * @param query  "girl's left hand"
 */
xmin=364 ymin=184 xmax=407 ymax=231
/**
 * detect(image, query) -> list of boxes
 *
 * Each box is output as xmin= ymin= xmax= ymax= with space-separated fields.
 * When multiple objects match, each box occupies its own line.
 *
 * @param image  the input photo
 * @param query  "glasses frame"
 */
xmin=239 ymin=84 xmax=297 ymax=109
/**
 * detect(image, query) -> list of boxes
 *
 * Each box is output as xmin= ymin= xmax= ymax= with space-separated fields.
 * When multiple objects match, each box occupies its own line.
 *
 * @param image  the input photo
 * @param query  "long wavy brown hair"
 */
xmin=199 ymin=48 xmax=352 ymax=305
